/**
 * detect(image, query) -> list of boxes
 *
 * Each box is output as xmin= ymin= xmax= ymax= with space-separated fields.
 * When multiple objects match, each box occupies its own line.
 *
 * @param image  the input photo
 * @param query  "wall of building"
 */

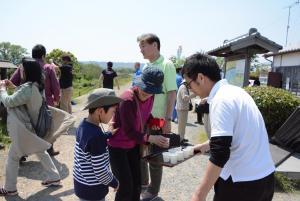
xmin=273 ymin=52 xmax=300 ymax=67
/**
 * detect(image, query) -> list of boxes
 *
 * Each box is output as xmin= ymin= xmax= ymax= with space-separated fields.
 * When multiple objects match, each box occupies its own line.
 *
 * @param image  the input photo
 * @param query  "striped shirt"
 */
xmin=73 ymin=119 xmax=118 ymax=200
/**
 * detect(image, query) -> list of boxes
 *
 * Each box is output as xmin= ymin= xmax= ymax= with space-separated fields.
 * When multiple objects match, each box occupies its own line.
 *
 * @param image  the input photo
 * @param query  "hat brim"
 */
xmin=135 ymin=81 xmax=163 ymax=94
xmin=83 ymin=96 xmax=123 ymax=110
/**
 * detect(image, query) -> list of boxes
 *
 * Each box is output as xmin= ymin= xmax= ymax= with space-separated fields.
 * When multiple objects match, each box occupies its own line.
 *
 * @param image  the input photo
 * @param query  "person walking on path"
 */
xmin=137 ymin=33 xmax=177 ymax=201
xmin=182 ymin=53 xmax=275 ymax=201
xmin=59 ymin=54 xmax=73 ymax=114
xmin=100 ymin=61 xmax=120 ymax=90
xmin=176 ymin=80 xmax=196 ymax=141
xmin=0 ymin=58 xmax=61 ymax=197
xmin=108 ymin=68 xmax=169 ymax=201
xmin=10 ymin=44 xmax=61 ymax=156
xmin=73 ymin=88 xmax=122 ymax=201
xmin=172 ymin=66 xmax=183 ymax=122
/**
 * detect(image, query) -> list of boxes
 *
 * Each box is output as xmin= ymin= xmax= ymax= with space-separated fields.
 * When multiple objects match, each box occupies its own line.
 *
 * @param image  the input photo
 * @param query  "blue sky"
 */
xmin=1 ymin=0 xmax=300 ymax=62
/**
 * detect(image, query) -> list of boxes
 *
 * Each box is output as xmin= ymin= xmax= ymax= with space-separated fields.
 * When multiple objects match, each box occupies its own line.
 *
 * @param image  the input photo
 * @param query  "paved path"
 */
xmin=0 ymin=84 xmax=299 ymax=201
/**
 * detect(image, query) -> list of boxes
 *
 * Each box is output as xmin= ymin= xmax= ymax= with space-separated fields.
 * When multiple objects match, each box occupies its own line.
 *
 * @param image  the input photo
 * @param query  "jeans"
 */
xmin=109 ymin=146 xmax=141 ymax=201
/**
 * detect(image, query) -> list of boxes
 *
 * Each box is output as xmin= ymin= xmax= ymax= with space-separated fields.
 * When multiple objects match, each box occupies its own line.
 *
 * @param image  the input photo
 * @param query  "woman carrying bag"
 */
xmin=0 ymin=58 xmax=61 ymax=196
xmin=108 ymin=68 xmax=169 ymax=201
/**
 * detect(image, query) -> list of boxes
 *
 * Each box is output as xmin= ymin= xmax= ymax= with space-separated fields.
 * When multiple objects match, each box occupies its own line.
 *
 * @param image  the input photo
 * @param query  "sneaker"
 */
xmin=140 ymin=191 xmax=158 ymax=201
xmin=0 ymin=188 xmax=18 ymax=196
xmin=41 ymin=179 xmax=61 ymax=187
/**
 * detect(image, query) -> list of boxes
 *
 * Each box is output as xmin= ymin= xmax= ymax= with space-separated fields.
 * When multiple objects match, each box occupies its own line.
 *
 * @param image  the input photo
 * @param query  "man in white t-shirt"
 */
xmin=182 ymin=53 xmax=275 ymax=201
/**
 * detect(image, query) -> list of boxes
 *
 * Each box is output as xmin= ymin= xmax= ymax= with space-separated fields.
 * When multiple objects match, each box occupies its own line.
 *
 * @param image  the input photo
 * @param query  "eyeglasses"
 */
xmin=184 ymin=79 xmax=194 ymax=89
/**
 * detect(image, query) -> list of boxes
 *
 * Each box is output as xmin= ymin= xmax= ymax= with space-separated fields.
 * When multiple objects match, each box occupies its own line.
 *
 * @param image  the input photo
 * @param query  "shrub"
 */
xmin=275 ymin=173 xmax=300 ymax=192
xmin=245 ymin=86 xmax=300 ymax=137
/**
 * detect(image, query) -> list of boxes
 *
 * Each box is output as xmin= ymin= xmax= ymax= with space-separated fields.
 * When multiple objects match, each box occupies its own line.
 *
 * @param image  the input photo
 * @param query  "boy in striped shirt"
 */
xmin=73 ymin=88 xmax=122 ymax=201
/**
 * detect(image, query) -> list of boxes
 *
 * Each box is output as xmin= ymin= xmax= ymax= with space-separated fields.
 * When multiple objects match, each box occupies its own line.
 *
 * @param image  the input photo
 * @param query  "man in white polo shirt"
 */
xmin=181 ymin=52 xmax=275 ymax=201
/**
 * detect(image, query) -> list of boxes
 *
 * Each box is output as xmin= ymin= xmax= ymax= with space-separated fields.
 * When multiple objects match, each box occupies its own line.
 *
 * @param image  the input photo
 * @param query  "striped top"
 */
xmin=73 ymin=119 xmax=118 ymax=200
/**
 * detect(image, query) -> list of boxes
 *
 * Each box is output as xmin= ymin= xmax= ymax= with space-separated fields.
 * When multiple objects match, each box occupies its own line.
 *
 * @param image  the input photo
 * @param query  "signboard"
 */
xmin=225 ymin=59 xmax=246 ymax=87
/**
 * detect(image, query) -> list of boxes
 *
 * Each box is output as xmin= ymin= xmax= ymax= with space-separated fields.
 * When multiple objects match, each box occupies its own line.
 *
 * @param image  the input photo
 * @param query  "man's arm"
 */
xmin=162 ymin=90 xmax=176 ymax=134
xmin=191 ymin=161 xmax=222 ymax=201
xmin=193 ymin=140 xmax=210 ymax=154
xmin=191 ymin=135 xmax=232 ymax=201
xmin=48 ymin=67 xmax=60 ymax=106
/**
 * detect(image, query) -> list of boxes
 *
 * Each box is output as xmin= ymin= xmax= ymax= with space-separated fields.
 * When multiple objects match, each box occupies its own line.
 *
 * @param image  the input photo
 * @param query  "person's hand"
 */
xmin=108 ymin=121 xmax=118 ymax=135
xmin=193 ymin=142 xmax=210 ymax=154
xmin=54 ymin=101 xmax=59 ymax=107
xmin=162 ymin=120 xmax=171 ymax=134
xmin=4 ymin=79 xmax=16 ymax=89
xmin=148 ymin=135 xmax=169 ymax=148
xmin=113 ymin=182 xmax=119 ymax=192
xmin=150 ymin=125 xmax=160 ymax=130
xmin=200 ymin=98 xmax=208 ymax=105
xmin=191 ymin=191 xmax=206 ymax=201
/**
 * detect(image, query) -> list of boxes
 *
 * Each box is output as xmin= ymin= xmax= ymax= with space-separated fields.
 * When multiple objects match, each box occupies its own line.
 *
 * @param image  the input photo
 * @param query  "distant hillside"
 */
xmin=80 ymin=61 xmax=144 ymax=69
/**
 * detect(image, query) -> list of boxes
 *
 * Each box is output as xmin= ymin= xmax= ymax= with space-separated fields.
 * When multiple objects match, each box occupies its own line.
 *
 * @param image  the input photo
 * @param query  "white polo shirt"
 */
xmin=207 ymin=79 xmax=275 ymax=182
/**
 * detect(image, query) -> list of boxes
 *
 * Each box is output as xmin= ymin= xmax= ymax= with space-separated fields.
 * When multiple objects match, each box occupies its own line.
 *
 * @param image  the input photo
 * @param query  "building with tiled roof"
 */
xmin=264 ymin=46 xmax=300 ymax=94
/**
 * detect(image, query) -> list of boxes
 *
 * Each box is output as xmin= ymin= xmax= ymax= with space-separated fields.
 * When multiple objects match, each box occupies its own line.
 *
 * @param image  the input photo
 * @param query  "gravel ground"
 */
xmin=0 ymin=84 xmax=299 ymax=201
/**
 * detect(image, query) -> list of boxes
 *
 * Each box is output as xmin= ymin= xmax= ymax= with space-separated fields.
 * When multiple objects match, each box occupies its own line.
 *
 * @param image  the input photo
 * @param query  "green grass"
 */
xmin=118 ymin=74 xmax=132 ymax=86
xmin=72 ymin=78 xmax=99 ymax=99
xmin=198 ymin=131 xmax=208 ymax=143
xmin=72 ymin=73 xmax=132 ymax=99
xmin=275 ymin=173 xmax=300 ymax=192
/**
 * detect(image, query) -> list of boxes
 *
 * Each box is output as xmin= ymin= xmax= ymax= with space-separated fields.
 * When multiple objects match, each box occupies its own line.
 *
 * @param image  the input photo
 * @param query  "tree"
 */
xmin=215 ymin=57 xmax=225 ymax=69
xmin=169 ymin=55 xmax=185 ymax=68
xmin=250 ymin=55 xmax=262 ymax=72
xmin=0 ymin=42 xmax=27 ymax=64
xmin=46 ymin=49 xmax=80 ymax=78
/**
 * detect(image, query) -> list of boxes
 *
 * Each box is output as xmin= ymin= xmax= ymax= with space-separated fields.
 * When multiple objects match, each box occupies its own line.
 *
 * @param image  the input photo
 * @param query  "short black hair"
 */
xmin=176 ymin=67 xmax=182 ymax=74
xmin=32 ymin=44 xmax=46 ymax=59
xmin=61 ymin=54 xmax=72 ymax=62
xmin=107 ymin=61 xmax=113 ymax=68
xmin=182 ymin=52 xmax=221 ymax=82
xmin=88 ymin=104 xmax=118 ymax=114
xmin=137 ymin=33 xmax=160 ymax=51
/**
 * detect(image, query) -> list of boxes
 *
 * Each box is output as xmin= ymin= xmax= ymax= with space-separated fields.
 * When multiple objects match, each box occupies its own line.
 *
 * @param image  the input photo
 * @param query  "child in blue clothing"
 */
xmin=73 ymin=88 xmax=123 ymax=201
